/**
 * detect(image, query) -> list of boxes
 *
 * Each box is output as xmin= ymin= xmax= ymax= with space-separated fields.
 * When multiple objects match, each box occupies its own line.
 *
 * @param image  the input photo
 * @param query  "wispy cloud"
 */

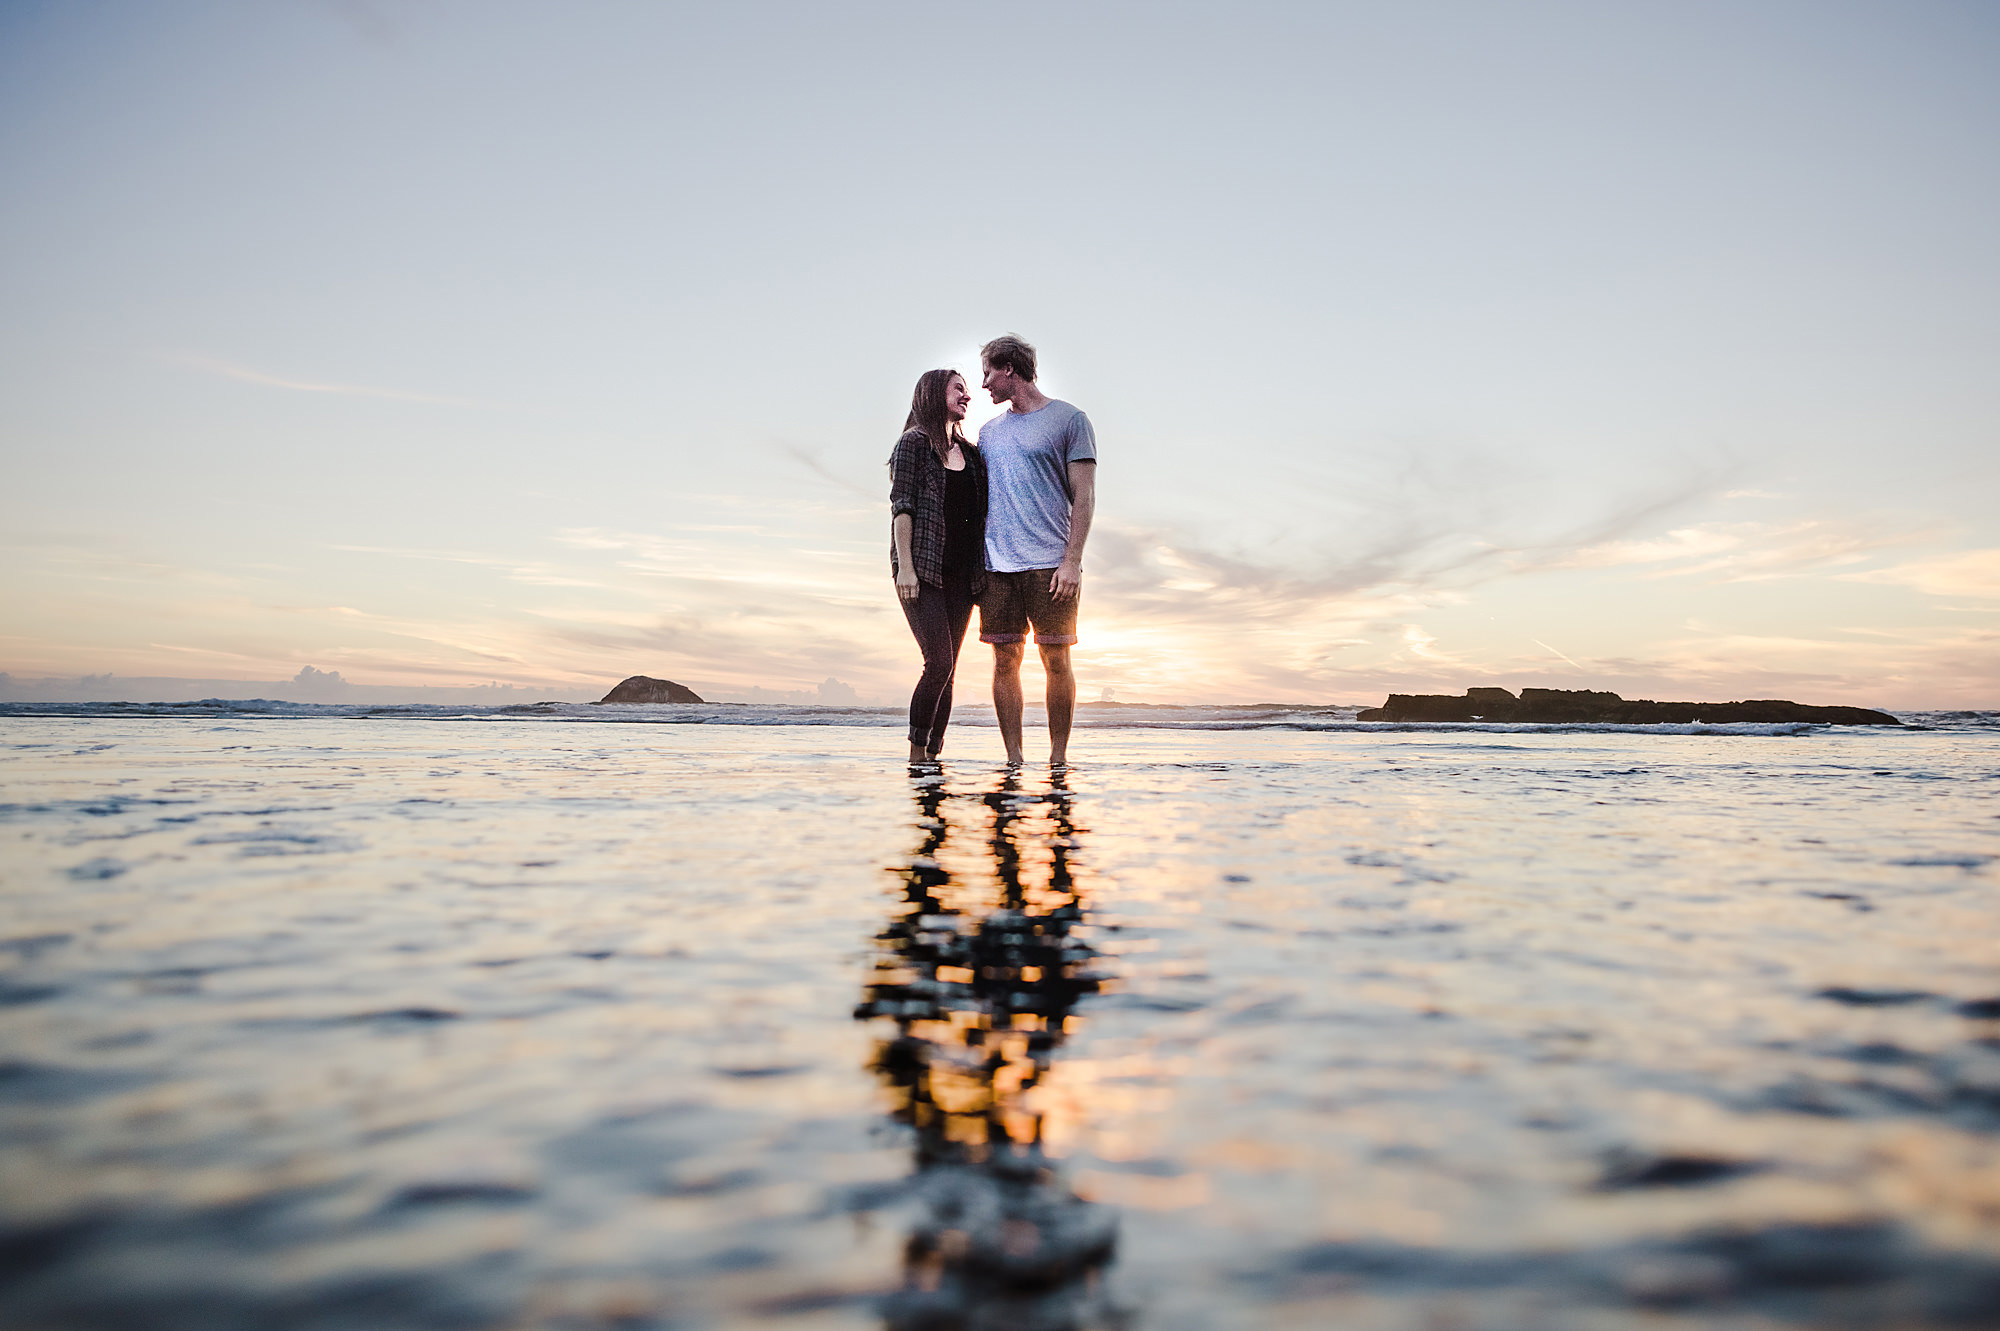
xmin=1531 ymin=638 xmax=1587 ymax=670
xmin=12 ymin=437 xmax=1991 ymax=704
xmin=1058 ymin=485 xmax=1710 ymax=699
xmin=774 ymin=440 xmax=880 ymax=501
xmin=1580 ymin=622 xmax=2000 ymax=702
xmin=1549 ymin=520 xmax=1923 ymax=582
xmin=1087 ymin=472 xmax=1715 ymax=633
xmin=162 ymin=352 xmax=490 ymax=407
xmin=554 ymin=526 xmax=874 ymax=591
xmin=1840 ymin=548 xmax=2000 ymax=601
xmin=330 ymin=544 xmax=604 ymax=588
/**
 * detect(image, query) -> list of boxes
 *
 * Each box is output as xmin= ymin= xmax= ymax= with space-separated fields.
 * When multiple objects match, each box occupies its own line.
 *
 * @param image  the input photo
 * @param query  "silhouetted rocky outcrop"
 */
xmin=1357 ymin=687 xmax=1900 ymax=726
xmin=595 ymin=676 xmax=706 ymax=704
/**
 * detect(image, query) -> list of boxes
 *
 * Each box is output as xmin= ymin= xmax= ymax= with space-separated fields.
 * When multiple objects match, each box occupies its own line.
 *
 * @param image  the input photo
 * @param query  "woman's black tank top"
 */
xmin=942 ymin=462 xmax=979 ymax=579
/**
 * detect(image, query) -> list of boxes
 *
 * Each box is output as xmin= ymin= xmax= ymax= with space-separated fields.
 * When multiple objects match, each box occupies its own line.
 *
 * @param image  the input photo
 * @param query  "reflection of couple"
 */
xmin=890 ymin=334 xmax=1097 ymax=766
xmin=856 ymin=772 xmax=1118 ymax=1326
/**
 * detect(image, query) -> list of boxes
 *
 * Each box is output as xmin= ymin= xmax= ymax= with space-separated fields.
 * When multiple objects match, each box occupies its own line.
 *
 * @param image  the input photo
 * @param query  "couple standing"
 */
xmin=889 ymin=334 xmax=1096 ymax=766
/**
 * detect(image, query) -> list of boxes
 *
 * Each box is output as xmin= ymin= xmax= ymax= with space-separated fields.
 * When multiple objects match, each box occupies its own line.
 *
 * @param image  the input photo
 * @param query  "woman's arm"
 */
xmin=893 ymin=513 xmax=919 ymax=602
xmin=888 ymin=433 xmax=921 ymax=520
xmin=889 ymin=433 xmax=922 ymax=601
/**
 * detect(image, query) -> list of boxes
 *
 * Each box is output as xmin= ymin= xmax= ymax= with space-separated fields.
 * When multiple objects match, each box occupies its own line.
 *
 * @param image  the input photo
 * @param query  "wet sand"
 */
xmin=2 ymin=716 xmax=1998 ymax=1328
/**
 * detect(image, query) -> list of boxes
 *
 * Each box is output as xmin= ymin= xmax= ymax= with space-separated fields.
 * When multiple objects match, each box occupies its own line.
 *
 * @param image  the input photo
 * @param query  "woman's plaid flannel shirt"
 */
xmin=888 ymin=428 xmax=988 ymax=592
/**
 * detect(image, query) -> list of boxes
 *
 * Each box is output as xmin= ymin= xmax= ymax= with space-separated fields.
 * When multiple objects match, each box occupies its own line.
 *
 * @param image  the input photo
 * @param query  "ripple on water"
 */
xmin=0 ymin=717 xmax=1995 ymax=1327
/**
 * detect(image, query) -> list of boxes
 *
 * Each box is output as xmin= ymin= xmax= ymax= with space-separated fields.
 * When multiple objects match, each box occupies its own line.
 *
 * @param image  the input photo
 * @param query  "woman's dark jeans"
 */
xmin=902 ymin=572 xmax=977 ymax=753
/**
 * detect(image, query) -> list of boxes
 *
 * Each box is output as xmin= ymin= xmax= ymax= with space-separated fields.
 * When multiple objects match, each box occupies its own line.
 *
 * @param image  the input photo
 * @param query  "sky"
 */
xmin=1 ymin=0 xmax=1995 ymax=707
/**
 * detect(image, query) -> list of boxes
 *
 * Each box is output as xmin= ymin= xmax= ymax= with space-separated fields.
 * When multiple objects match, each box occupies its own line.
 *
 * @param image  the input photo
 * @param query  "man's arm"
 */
xmin=1050 ymin=460 xmax=1096 ymax=600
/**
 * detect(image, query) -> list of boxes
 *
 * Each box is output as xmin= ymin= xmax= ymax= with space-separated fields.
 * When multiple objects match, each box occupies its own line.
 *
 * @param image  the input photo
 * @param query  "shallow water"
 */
xmin=2 ymin=714 xmax=1998 ymax=1329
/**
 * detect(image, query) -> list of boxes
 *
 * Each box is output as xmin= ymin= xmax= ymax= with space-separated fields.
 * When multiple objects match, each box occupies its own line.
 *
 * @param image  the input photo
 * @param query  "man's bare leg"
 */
xmin=1041 ymin=644 xmax=1076 ymax=765
xmin=908 ymin=741 xmax=931 ymax=763
xmin=992 ymin=641 xmax=1026 ymax=765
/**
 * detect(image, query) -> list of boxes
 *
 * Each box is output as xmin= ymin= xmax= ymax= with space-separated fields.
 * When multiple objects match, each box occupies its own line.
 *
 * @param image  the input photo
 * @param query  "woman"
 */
xmin=890 ymin=368 xmax=987 ymax=762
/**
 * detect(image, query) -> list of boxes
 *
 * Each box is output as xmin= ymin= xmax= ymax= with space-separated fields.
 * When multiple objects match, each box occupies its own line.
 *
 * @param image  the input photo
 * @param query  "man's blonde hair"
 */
xmin=980 ymin=334 xmax=1037 ymax=383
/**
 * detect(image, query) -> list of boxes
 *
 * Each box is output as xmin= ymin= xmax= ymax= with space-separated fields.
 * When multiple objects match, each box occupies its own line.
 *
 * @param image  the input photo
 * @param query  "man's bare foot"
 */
xmin=908 ymin=742 xmax=931 ymax=762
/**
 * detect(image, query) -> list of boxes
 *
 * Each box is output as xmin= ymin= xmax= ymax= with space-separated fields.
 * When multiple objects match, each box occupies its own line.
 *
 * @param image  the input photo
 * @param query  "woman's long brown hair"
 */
xmin=903 ymin=369 xmax=969 ymax=465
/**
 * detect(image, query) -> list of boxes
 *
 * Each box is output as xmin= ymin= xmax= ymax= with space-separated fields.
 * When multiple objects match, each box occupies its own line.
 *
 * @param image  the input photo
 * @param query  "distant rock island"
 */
xmin=1357 ymin=687 xmax=1901 ymax=726
xmin=596 ymin=676 xmax=706 ymax=704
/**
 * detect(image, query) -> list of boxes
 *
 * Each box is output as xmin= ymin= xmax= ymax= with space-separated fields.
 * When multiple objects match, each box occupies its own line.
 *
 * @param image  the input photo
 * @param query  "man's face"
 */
xmin=945 ymin=374 xmax=971 ymax=421
xmin=981 ymin=361 xmax=1018 ymax=405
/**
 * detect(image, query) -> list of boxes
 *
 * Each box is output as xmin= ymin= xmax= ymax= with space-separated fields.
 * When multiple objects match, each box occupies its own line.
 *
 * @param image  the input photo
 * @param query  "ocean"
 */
xmin=2 ymin=703 xmax=1997 ymax=1329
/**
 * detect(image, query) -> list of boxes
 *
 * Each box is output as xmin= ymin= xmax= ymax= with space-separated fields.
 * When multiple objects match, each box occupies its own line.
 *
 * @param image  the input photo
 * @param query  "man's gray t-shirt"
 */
xmin=978 ymin=400 xmax=1097 ymax=572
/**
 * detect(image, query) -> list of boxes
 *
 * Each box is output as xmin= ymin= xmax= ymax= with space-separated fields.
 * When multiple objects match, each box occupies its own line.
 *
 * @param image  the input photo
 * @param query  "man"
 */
xmin=975 ymin=334 xmax=1097 ymax=766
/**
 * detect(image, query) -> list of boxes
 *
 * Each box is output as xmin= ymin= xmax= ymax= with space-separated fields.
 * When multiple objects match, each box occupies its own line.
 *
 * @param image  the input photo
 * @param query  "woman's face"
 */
xmin=945 ymin=374 xmax=971 ymax=422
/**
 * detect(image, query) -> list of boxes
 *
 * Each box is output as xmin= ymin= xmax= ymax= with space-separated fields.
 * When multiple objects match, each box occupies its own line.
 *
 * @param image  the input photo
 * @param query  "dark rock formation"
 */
xmin=596 ymin=676 xmax=706 ymax=704
xmin=1356 ymin=687 xmax=1900 ymax=726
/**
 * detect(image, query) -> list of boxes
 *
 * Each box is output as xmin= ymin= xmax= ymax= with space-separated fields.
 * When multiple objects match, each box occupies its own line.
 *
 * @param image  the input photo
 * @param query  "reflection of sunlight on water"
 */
xmin=6 ymin=721 xmax=2000 ymax=1326
xmin=856 ymin=770 xmax=1127 ymax=1328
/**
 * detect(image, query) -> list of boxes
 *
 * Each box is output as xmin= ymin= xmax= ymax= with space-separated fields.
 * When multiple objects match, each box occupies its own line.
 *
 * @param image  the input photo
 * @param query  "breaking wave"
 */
xmin=2 ymin=700 xmax=1989 ymax=733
